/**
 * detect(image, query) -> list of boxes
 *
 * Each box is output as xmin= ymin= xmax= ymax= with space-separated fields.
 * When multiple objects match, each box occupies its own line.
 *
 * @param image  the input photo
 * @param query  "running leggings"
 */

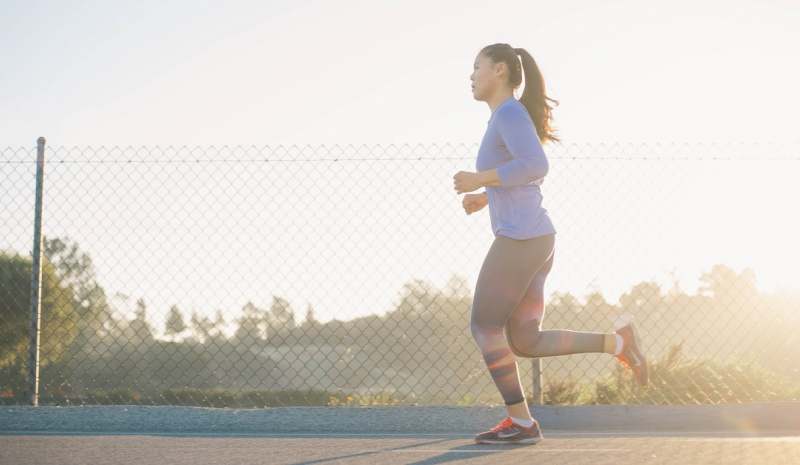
xmin=470 ymin=233 xmax=605 ymax=406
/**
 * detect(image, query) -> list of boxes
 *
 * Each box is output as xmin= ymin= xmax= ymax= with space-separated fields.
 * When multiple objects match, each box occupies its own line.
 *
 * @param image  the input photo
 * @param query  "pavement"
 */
xmin=2 ymin=403 xmax=800 ymax=464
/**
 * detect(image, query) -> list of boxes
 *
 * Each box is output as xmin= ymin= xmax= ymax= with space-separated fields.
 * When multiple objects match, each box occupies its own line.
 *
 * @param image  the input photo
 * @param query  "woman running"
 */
xmin=453 ymin=43 xmax=648 ymax=445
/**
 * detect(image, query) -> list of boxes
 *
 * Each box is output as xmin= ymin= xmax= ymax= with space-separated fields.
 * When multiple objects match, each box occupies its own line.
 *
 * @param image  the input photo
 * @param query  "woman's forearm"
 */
xmin=478 ymin=169 xmax=503 ymax=187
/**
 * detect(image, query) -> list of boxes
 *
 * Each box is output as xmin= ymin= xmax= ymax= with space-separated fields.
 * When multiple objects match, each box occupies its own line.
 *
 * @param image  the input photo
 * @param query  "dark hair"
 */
xmin=480 ymin=43 xmax=559 ymax=144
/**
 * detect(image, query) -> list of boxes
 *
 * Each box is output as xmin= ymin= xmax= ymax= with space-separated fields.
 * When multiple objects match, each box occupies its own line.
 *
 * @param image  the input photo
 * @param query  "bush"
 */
xmin=544 ymin=343 xmax=800 ymax=405
xmin=540 ymin=376 xmax=582 ymax=406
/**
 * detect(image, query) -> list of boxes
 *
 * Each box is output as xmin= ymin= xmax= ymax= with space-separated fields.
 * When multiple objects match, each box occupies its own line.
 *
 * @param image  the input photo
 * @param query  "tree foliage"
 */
xmin=0 ymin=253 xmax=78 ymax=377
xmin=43 ymin=237 xmax=110 ymax=346
xmin=165 ymin=305 xmax=186 ymax=336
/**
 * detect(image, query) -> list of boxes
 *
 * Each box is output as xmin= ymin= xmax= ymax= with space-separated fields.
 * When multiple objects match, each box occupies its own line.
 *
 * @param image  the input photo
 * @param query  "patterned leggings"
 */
xmin=470 ymin=233 xmax=605 ymax=406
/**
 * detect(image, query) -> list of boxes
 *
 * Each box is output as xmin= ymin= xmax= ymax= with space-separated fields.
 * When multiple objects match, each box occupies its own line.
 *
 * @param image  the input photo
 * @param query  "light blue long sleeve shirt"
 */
xmin=475 ymin=97 xmax=557 ymax=240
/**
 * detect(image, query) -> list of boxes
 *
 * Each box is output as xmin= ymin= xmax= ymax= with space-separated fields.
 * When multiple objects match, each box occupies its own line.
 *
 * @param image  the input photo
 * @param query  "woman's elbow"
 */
xmin=528 ymin=159 xmax=548 ymax=182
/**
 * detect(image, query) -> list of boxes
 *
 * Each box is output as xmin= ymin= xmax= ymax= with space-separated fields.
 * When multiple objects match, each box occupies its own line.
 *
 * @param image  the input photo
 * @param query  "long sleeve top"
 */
xmin=475 ymin=97 xmax=557 ymax=240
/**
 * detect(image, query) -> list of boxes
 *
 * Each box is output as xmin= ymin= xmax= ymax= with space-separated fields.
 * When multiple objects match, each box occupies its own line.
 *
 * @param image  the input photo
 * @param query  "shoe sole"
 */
xmin=626 ymin=322 xmax=649 ymax=387
xmin=475 ymin=435 xmax=543 ymax=445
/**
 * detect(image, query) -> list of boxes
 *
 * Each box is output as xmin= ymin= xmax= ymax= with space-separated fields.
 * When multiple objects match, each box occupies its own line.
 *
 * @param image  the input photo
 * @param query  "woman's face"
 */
xmin=470 ymin=53 xmax=502 ymax=101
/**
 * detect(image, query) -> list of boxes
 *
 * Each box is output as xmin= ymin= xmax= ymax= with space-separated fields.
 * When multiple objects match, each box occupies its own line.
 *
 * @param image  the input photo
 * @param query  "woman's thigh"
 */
xmin=509 ymin=248 xmax=555 ymax=326
xmin=471 ymin=233 xmax=555 ymax=330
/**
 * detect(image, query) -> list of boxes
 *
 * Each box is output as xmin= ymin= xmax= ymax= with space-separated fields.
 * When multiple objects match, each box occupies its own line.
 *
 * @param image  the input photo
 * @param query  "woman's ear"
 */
xmin=494 ymin=61 xmax=507 ymax=78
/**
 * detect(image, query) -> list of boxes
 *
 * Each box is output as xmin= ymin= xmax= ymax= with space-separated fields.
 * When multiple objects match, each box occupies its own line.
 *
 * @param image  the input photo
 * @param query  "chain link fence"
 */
xmin=2 ymin=141 xmax=799 ymax=407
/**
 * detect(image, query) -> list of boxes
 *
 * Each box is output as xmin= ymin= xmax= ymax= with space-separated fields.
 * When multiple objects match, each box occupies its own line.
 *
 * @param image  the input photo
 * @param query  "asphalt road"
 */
xmin=3 ymin=431 xmax=800 ymax=464
xmin=2 ymin=404 xmax=799 ymax=464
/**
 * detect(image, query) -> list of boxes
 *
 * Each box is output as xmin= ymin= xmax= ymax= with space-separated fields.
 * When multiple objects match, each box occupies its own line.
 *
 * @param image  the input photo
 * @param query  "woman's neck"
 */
xmin=487 ymin=89 xmax=515 ymax=114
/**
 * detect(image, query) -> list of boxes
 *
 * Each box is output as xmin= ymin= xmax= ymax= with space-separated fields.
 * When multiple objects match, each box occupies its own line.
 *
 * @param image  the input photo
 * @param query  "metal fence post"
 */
xmin=28 ymin=137 xmax=46 ymax=406
xmin=531 ymin=358 xmax=543 ymax=406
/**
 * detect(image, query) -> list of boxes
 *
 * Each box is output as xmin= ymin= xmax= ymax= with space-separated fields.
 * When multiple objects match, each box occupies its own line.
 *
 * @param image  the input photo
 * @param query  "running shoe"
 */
xmin=615 ymin=322 xmax=649 ymax=387
xmin=474 ymin=416 xmax=543 ymax=445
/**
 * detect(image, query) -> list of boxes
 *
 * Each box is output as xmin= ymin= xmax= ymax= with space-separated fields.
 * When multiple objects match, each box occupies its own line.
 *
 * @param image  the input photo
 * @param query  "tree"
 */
xmin=699 ymin=264 xmax=757 ymax=303
xmin=129 ymin=298 xmax=153 ymax=344
xmin=445 ymin=274 xmax=471 ymax=299
xmin=43 ymin=237 xmax=110 ymax=347
xmin=304 ymin=303 xmax=317 ymax=326
xmin=235 ymin=301 xmax=267 ymax=347
xmin=395 ymin=279 xmax=436 ymax=316
xmin=165 ymin=305 xmax=186 ymax=336
xmin=213 ymin=308 xmax=227 ymax=338
xmin=618 ymin=281 xmax=663 ymax=315
xmin=191 ymin=309 xmax=215 ymax=344
xmin=0 ymin=253 xmax=78 ymax=381
xmin=269 ymin=296 xmax=295 ymax=331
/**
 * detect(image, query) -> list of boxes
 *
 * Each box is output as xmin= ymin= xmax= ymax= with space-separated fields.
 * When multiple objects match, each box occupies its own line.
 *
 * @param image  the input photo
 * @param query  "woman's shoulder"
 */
xmin=494 ymin=98 xmax=531 ymax=121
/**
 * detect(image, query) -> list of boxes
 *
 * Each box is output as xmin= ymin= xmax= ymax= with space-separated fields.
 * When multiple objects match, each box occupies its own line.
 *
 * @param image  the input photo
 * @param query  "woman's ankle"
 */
xmin=506 ymin=401 xmax=533 ymax=421
xmin=603 ymin=333 xmax=616 ymax=354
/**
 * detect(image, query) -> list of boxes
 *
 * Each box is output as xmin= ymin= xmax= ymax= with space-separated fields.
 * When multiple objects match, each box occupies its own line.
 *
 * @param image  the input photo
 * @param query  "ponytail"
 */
xmin=480 ymin=44 xmax=559 ymax=144
xmin=514 ymin=48 xmax=559 ymax=144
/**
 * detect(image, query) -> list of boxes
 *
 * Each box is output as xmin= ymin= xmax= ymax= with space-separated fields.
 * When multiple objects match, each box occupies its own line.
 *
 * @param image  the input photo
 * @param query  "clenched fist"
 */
xmin=462 ymin=192 xmax=488 ymax=215
xmin=453 ymin=171 xmax=484 ymax=194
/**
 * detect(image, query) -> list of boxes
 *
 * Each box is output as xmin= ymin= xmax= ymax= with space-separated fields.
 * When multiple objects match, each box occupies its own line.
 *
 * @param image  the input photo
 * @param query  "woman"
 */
xmin=453 ymin=43 xmax=648 ymax=445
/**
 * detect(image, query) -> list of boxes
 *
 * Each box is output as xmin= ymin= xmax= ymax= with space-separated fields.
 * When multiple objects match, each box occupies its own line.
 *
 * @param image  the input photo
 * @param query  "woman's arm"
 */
xmin=495 ymin=108 xmax=549 ymax=187
xmin=454 ymin=170 xmax=499 ymax=194
xmin=478 ymin=169 xmax=502 ymax=187
xmin=455 ymin=107 xmax=550 ymax=194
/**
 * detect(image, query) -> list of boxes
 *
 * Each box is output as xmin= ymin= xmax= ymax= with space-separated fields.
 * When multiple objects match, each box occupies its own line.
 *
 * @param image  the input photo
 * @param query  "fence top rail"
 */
xmin=1 ymin=142 xmax=798 ymax=163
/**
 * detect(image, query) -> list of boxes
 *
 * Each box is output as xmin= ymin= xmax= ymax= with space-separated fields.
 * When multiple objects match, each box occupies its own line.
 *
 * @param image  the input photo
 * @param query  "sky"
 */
xmin=2 ymin=0 xmax=800 ymax=326
xmin=2 ymin=0 xmax=800 ymax=148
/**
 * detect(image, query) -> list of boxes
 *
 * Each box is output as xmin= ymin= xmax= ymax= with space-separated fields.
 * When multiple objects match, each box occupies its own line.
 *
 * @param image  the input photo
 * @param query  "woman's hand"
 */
xmin=462 ymin=192 xmax=488 ymax=215
xmin=453 ymin=171 xmax=484 ymax=194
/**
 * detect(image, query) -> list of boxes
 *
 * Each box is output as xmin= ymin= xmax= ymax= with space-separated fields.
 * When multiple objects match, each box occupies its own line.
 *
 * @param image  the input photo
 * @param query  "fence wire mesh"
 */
xmin=1 ymin=143 xmax=799 ymax=407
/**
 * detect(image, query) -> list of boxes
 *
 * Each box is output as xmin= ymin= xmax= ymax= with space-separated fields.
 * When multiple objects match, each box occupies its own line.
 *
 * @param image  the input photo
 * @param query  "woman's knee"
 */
xmin=506 ymin=319 xmax=544 ymax=357
xmin=470 ymin=318 xmax=504 ymax=347
xmin=470 ymin=318 xmax=494 ymax=338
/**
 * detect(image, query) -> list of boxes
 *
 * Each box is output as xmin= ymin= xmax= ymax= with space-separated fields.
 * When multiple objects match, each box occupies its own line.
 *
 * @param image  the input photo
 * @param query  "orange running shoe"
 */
xmin=474 ymin=417 xmax=543 ymax=445
xmin=615 ymin=322 xmax=649 ymax=387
